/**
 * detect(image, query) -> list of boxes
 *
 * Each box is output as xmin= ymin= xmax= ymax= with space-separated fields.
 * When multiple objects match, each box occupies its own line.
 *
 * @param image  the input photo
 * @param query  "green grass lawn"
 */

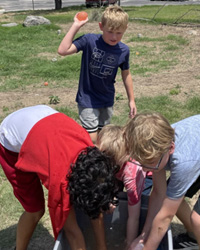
xmin=126 ymin=5 xmax=200 ymax=24
xmin=0 ymin=4 xmax=200 ymax=122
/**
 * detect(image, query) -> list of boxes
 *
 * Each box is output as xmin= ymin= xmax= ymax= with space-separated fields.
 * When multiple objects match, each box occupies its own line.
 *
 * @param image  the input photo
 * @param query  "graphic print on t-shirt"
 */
xmin=89 ymin=47 xmax=118 ymax=79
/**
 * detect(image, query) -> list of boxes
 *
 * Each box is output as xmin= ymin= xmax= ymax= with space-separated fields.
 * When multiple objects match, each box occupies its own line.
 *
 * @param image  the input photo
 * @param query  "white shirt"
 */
xmin=0 ymin=105 xmax=58 ymax=152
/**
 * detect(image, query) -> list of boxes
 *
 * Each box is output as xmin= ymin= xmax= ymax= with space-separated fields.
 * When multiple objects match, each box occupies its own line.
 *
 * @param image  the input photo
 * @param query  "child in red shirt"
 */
xmin=0 ymin=105 xmax=118 ymax=250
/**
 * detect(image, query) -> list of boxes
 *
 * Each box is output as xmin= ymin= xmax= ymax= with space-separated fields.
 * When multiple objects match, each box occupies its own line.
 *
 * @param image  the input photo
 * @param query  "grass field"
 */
xmin=0 ymin=3 xmax=200 ymax=249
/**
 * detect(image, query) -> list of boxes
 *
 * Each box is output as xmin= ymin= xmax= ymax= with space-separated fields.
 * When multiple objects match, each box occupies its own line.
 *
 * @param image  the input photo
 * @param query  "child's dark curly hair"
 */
xmin=67 ymin=146 xmax=119 ymax=219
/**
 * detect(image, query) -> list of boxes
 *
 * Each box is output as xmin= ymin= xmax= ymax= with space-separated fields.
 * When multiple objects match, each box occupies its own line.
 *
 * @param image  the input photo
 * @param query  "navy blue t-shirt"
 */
xmin=73 ymin=33 xmax=130 ymax=108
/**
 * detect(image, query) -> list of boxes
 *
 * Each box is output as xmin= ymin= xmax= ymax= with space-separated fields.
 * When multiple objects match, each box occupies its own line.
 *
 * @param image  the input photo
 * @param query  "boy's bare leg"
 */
xmin=191 ymin=210 xmax=200 ymax=246
xmin=176 ymin=198 xmax=193 ymax=233
xmin=89 ymin=132 xmax=98 ymax=144
xmin=16 ymin=209 xmax=44 ymax=250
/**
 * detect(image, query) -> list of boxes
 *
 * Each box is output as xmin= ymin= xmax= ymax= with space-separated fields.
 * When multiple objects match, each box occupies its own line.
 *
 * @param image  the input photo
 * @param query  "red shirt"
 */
xmin=16 ymin=113 xmax=93 ymax=238
xmin=116 ymin=161 xmax=146 ymax=206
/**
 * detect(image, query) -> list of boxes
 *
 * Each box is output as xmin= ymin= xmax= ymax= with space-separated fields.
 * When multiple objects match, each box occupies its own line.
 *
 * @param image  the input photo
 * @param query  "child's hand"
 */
xmin=127 ymin=235 xmax=144 ymax=250
xmin=74 ymin=12 xmax=89 ymax=27
xmin=129 ymin=100 xmax=137 ymax=118
xmin=105 ymin=203 xmax=116 ymax=214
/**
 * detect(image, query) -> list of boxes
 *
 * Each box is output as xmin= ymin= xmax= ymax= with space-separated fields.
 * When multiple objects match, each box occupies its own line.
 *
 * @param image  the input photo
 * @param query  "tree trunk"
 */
xmin=55 ymin=0 xmax=62 ymax=10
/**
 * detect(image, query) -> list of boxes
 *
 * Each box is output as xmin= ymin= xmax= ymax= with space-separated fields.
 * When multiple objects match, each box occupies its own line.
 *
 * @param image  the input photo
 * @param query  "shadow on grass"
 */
xmin=0 ymin=223 xmax=55 ymax=250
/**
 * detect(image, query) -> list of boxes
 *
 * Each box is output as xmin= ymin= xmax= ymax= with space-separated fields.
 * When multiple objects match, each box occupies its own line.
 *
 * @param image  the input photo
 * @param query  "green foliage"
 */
xmin=56 ymin=106 xmax=79 ymax=121
xmin=169 ymin=88 xmax=180 ymax=96
xmin=0 ymin=5 xmax=197 ymax=90
xmin=185 ymin=96 xmax=200 ymax=114
xmin=49 ymin=95 xmax=60 ymax=104
xmin=196 ymin=75 xmax=200 ymax=80
xmin=127 ymin=35 xmax=188 ymax=45
xmin=0 ymin=22 xmax=82 ymax=91
xmin=115 ymin=93 xmax=124 ymax=101
xmin=125 ymin=5 xmax=200 ymax=24
xmin=132 ymin=95 xmax=193 ymax=124
xmin=111 ymin=94 xmax=195 ymax=126
xmin=127 ymin=34 xmax=187 ymax=76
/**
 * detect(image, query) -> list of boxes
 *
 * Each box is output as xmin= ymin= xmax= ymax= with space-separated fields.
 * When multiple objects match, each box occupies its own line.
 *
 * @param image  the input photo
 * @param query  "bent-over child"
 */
xmin=97 ymin=124 xmax=147 ymax=250
xmin=124 ymin=112 xmax=200 ymax=250
xmin=0 ymin=105 xmax=119 ymax=250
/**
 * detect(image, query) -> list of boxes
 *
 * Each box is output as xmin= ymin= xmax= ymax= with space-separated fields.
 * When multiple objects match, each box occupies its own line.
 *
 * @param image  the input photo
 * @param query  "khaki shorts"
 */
xmin=78 ymin=105 xmax=113 ymax=133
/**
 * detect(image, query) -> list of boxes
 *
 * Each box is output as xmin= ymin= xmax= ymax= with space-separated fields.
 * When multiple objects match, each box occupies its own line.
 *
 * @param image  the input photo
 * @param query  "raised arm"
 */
xmin=121 ymin=69 xmax=137 ymax=118
xmin=58 ymin=13 xmax=88 ymax=56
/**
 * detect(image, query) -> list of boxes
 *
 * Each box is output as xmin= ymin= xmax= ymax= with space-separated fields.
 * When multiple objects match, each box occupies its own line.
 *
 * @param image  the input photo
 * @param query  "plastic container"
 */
xmin=53 ymin=192 xmax=173 ymax=250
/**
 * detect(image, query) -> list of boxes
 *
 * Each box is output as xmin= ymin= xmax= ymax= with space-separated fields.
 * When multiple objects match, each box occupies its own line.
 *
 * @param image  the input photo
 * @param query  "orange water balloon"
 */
xmin=77 ymin=11 xmax=88 ymax=21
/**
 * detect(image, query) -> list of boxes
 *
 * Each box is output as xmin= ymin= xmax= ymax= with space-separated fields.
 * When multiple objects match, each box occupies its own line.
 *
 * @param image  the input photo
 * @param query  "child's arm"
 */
xmin=127 ymin=171 xmax=167 ymax=250
xmin=126 ymin=201 xmax=141 ymax=250
xmin=121 ymin=161 xmax=146 ymax=249
xmin=63 ymin=207 xmax=86 ymax=250
xmin=91 ymin=213 xmax=107 ymax=250
xmin=140 ymin=169 xmax=167 ymax=242
xmin=121 ymin=69 xmax=137 ymax=118
xmin=57 ymin=13 xmax=88 ymax=56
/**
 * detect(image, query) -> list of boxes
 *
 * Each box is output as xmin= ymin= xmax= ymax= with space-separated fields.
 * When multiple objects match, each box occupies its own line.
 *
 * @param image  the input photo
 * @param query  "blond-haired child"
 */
xmin=97 ymin=124 xmax=147 ymax=249
xmin=58 ymin=5 xmax=136 ymax=144
xmin=124 ymin=112 xmax=200 ymax=250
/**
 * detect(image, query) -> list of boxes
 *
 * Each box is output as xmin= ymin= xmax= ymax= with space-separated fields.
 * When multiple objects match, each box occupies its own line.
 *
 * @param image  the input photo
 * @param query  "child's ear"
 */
xmin=99 ymin=22 xmax=103 ymax=31
xmin=169 ymin=141 xmax=175 ymax=155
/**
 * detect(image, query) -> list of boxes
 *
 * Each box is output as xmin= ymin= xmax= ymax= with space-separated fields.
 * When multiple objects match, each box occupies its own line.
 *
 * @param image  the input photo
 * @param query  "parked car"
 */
xmin=86 ymin=0 xmax=108 ymax=7
xmin=85 ymin=0 xmax=119 ymax=7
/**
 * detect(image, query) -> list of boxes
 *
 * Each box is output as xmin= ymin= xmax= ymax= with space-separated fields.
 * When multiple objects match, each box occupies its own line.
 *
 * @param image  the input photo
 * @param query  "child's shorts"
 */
xmin=185 ymin=175 xmax=200 ymax=198
xmin=0 ymin=143 xmax=45 ymax=212
xmin=194 ymin=196 xmax=200 ymax=215
xmin=184 ymin=175 xmax=200 ymax=215
xmin=78 ymin=105 xmax=113 ymax=133
xmin=142 ymin=175 xmax=153 ymax=196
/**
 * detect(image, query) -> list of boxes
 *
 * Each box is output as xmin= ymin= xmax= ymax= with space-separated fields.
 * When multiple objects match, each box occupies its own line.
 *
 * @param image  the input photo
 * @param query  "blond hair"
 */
xmin=124 ymin=112 xmax=175 ymax=164
xmin=101 ymin=5 xmax=129 ymax=30
xmin=97 ymin=124 xmax=129 ymax=167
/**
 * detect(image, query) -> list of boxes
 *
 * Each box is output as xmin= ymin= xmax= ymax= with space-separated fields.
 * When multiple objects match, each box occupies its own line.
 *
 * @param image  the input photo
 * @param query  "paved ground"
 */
xmin=0 ymin=0 xmax=200 ymax=12
xmin=0 ymin=0 xmax=84 ymax=12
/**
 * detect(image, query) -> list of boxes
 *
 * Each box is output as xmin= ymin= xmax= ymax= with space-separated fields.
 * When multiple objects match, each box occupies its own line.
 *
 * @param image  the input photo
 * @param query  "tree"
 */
xmin=55 ymin=0 xmax=62 ymax=10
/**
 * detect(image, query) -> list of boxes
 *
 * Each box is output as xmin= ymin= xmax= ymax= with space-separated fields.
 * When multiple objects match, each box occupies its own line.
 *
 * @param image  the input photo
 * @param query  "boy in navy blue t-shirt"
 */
xmin=58 ymin=5 xmax=136 ymax=143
